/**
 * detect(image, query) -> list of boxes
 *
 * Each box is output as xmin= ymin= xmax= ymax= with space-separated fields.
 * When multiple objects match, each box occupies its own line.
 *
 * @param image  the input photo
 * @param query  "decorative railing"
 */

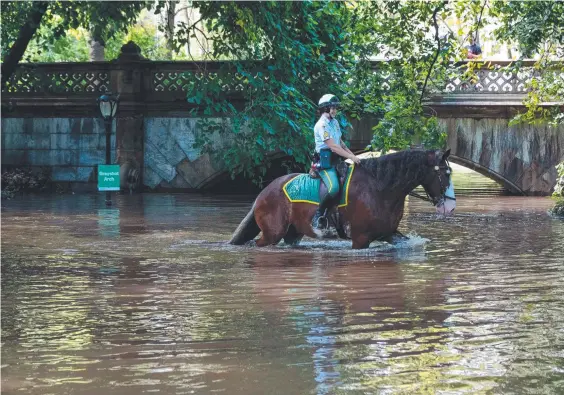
xmin=372 ymin=60 xmax=562 ymax=96
xmin=149 ymin=62 xmax=251 ymax=95
xmin=2 ymin=60 xmax=562 ymax=100
xmin=441 ymin=61 xmax=543 ymax=94
xmin=2 ymin=62 xmax=113 ymax=96
xmin=444 ymin=68 xmax=529 ymax=93
xmin=146 ymin=61 xmax=300 ymax=99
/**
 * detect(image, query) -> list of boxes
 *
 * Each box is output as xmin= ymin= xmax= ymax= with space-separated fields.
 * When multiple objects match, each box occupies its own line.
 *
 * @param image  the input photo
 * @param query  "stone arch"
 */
xmin=441 ymin=116 xmax=563 ymax=196
xmin=200 ymin=153 xmax=304 ymax=193
xmin=449 ymin=155 xmax=525 ymax=195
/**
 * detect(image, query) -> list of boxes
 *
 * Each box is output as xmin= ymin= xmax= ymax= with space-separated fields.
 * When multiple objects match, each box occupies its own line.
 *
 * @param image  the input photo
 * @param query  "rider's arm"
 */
xmin=325 ymin=138 xmax=361 ymax=164
xmin=340 ymin=139 xmax=354 ymax=156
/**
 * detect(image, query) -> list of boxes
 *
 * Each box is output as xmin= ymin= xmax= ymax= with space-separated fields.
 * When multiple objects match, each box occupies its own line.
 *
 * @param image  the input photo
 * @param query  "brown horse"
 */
xmin=229 ymin=149 xmax=456 ymax=249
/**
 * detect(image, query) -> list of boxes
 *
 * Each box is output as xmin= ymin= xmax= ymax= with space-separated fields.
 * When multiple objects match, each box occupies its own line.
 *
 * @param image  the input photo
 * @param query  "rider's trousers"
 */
xmin=319 ymin=167 xmax=339 ymax=199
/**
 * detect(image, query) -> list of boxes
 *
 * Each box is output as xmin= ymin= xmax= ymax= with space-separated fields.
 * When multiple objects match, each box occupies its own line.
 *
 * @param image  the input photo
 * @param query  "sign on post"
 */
xmin=98 ymin=165 xmax=120 ymax=191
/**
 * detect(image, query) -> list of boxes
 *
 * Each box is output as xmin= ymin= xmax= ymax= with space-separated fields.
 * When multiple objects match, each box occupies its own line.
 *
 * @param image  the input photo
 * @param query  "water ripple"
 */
xmin=1 ymin=194 xmax=563 ymax=394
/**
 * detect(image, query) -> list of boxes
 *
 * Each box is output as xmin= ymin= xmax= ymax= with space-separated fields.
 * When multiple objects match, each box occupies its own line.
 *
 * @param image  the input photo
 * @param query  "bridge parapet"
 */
xmin=4 ymin=59 xmax=561 ymax=99
xmin=2 ymin=58 xmax=562 ymax=194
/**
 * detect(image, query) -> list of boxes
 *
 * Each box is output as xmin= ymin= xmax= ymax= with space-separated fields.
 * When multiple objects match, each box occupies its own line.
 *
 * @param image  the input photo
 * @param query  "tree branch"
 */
xmin=475 ymin=0 xmax=488 ymax=41
xmin=182 ymin=17 xmax=203 ymax=35
xmin=420 ymin=3 xmax=445 ymax=105
xmin=174 ymin=5 xmax=191 ymax=17
xmin=1 ymin=1 xmax=49 ymax=87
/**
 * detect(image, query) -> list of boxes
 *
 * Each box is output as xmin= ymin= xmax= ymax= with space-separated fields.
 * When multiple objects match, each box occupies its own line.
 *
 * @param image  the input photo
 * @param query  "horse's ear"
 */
xmin=442 ymin=149 xmax=451 ymax=161
xmin=426 ymin=150 xmax=437 ymax=166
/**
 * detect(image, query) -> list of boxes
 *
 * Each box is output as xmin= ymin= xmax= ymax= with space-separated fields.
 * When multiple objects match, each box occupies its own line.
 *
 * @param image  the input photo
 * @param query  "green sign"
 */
xmin=98 ymin=165 xmax=120 ymax=191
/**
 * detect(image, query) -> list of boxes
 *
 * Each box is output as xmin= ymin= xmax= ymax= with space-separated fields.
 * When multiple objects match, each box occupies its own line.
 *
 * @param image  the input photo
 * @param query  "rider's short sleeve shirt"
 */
xmin=314 ymin=116 xmax=342 ymax=153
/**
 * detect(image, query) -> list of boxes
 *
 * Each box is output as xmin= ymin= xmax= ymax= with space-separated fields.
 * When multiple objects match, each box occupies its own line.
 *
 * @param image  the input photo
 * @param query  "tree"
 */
xmin=163 ymin=0 xmax=177 ymax=59
xmin=24 ymin=25 xmax=90 ymax=62
xmin=88 ymin=26 xmax=105 ymax=61
xmin=490 ymin=0 xmax=564 ymax=125
xmin=3 ymin=0 xmax=561 ymax=184
xmin=345 ymin=0 xmax=454 ymax=153
xmin=178 ymin=1 xmax=352 ymax=181
xmin=1 ymin=1 xmax=153 ymax=86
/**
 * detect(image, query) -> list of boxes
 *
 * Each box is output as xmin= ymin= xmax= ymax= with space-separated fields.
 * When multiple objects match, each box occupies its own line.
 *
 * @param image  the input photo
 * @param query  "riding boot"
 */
xmin=312 ymin=193 xmax=333 ymax=230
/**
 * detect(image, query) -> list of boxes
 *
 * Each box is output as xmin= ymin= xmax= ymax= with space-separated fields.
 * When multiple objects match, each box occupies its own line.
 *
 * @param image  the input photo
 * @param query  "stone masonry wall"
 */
xmin=1 ymin=118 xmax=115 ymax=187
xmin=442 ymin=117 xmax=564 ymax=195
xmin=143 ymin=117 xmax=225 ymax=190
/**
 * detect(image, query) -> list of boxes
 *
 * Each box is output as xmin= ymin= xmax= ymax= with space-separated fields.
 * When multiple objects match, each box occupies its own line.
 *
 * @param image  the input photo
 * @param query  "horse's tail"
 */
xmin=229 ymin=201 xmax=260 ymax=245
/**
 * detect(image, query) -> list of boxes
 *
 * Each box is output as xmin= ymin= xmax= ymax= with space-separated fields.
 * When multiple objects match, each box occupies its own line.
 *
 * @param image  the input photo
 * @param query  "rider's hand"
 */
xmin=352 ymin=156 xmax=361 ymax=165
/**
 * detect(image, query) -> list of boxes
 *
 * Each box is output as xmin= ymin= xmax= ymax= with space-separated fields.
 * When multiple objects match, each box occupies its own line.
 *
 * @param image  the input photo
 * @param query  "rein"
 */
xmin=410 ymin=160 xmax=456 ymax=206
xmin=409 ymin=190 xmax=432 ymax=202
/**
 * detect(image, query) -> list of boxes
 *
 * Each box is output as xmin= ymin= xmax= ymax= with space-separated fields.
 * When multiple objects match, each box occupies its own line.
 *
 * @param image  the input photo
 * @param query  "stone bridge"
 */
xmin=348 ymin=105 xmax=564 ymax=196
xmin=346 ymin=61 xmax=564 ymax=195
xmin=1 ymin=50 xmax=563 ymax=195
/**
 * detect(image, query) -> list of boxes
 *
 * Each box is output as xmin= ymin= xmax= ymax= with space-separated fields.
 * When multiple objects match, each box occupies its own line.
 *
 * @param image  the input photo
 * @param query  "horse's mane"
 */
xmin=359 ymin=150 xmax=432 ymax=192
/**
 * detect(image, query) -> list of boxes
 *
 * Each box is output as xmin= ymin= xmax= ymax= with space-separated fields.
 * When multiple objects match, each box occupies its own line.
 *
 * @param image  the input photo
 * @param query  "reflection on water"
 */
xmin=98 ymin=208 xmax=121 ymax=238
xmin=2 ymin=192 xmax=563 ymax=395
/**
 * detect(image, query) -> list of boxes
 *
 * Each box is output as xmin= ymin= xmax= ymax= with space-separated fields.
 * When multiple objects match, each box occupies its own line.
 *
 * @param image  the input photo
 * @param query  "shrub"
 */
xmin=1 ymin=167 xmax=50 ymax=199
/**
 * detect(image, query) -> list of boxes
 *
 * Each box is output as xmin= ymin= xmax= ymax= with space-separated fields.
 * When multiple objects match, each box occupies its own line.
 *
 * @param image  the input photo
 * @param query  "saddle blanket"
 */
xmin=282 ymin=164 xmax=355 ymax=208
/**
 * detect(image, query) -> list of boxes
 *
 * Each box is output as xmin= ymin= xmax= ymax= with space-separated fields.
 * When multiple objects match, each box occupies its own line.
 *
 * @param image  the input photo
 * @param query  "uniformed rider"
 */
xmin=312 ymin=94 xmax=361 ymax=230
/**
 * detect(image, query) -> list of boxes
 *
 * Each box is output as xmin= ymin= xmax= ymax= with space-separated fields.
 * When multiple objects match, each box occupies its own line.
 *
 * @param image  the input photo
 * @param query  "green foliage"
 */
xmin=554 ymin=162 xmax=564 ymax=198
xmin=105 ymin=24 xmax=171 ymax=61
xmin=20 ymin=15 xmax=170 ymax=62
xmin=24 ymin=25 xmax=90 ymax=62
xmin=510 ymin=61 xmax=564 ymax=127
xmin=1 ymin=167 xmax=50 ymax=200
xmin=2 ymin=0 xmax=562 ymax=184
xmin=344 ymin=1 xmax=454 ymax=153
xmin=550 ymin=199 xmax=564 ymax=217
xmin=0 ymin=1 xmax=35 ymax=59
xmin=490 ymin=1 xmax=564 ymax=58
xmin=181 ymin=1 xmax=461 ymax=178
xmin=183 ymin=1 xmax=350 ymax=181
xmin=1 ymin=1 xmax=153 ymax=63
xmin=490 ymin=1 xmax=564 ymax=125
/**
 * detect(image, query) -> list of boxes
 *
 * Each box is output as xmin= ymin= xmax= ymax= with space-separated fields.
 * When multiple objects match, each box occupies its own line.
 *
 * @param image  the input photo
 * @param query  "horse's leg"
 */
xmin=255 ymin=222 xmax=287 ymax=247
xmin=283 ymin=225 xmax=303 ymax=246
xmin=394 ymin=230 xmax=407 ymax=239
xmin=291 ymin=204 xmax=324 ymax=239
xmin=254 ymin=201 xmax=289 ymax=247
xmin=351 ymin=233 xmax=371 ymax=249
xmin=382 ymin=231 xmax=409 ymax=244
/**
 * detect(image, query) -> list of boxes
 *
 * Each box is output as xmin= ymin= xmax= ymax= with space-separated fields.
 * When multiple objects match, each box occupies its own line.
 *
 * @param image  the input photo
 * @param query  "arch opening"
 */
xmin=202 ymin=154 xmax=304 ymax=194
xmin=197 ymin=153 xmax=520 ymax=196
xmin=448 ymin=155 xmax=525 ymax=196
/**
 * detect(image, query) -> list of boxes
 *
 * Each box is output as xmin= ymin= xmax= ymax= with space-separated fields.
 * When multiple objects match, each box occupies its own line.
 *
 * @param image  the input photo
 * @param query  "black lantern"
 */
xmin=97 ymin=92 xmax=119 ymax=120
xmin=97 ymin=92 xmax=119 ymax=206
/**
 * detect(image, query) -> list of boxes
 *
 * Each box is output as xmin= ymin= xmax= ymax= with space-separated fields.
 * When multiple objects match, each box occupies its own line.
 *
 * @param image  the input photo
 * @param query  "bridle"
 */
xmin=409 ymin=160 xmax=456 ymax=206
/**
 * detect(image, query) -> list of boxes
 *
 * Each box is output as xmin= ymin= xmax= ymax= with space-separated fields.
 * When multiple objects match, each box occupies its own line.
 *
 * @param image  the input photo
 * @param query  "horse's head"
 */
xmin=421 ymin=149 xmax=456 ymax=216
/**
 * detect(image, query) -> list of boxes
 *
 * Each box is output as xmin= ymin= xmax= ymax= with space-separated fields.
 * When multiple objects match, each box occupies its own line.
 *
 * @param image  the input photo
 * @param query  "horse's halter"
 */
xmin=409 ymin=159 xmax=456 ymax=207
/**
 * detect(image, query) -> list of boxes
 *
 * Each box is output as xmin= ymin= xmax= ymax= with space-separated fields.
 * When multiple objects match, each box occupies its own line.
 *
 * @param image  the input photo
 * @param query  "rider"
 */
xmin=312 ymin=94 xmax=361 ymax=230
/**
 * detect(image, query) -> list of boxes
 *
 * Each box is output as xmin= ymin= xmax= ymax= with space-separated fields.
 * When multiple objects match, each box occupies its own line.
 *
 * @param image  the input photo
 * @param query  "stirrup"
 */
xmin=311 ymin=215 xmax=329 ymax=230
xmin=314 ymin=214 xmax=328 ymax=230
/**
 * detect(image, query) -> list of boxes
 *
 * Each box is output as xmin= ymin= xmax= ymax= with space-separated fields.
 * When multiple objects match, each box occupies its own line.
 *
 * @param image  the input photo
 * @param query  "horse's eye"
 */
xmin=434 ymin=166 xmax=439 ymax=171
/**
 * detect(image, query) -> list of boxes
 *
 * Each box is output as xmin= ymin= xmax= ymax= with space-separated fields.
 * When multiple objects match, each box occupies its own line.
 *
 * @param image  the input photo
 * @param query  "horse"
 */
xmin=229 ymin=149 xmax=456 ymax=249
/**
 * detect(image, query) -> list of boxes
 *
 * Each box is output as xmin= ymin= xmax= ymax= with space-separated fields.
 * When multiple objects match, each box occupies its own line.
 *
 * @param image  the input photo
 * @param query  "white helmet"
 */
xmin=318 ymin=94 xmax=340 ymax=109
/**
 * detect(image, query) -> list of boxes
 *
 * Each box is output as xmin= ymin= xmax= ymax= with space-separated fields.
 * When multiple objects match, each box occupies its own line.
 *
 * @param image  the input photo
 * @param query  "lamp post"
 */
xmin=97 ymin=93 xmax=119 ymax=206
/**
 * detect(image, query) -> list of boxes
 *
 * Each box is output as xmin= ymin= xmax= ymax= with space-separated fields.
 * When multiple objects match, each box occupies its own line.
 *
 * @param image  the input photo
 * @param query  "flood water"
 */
xmin=2 ymin=190 xmax=564 ymax=394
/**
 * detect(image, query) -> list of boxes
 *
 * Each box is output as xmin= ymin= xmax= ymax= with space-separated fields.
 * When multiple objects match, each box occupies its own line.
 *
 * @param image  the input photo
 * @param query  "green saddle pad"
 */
xmin=282 ymin=164 xmax=355 ymax=208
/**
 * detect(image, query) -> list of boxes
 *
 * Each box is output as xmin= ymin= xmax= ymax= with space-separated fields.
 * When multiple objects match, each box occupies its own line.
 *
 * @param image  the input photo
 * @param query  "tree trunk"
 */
xmin=89 ymin=39 xmax=105 ymax=61
xmin=1 ymin=2 xmax=49 ymax=87
xmin=183 ymin=2 xmax=191 ymax=56
xmin=165 ymin=0 xmax=176 ymax=59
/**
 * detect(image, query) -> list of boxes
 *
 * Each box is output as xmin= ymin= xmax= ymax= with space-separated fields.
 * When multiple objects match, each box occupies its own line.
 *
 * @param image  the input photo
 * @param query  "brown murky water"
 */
xmin=2 ymin=192 xmax=563 ymax=394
